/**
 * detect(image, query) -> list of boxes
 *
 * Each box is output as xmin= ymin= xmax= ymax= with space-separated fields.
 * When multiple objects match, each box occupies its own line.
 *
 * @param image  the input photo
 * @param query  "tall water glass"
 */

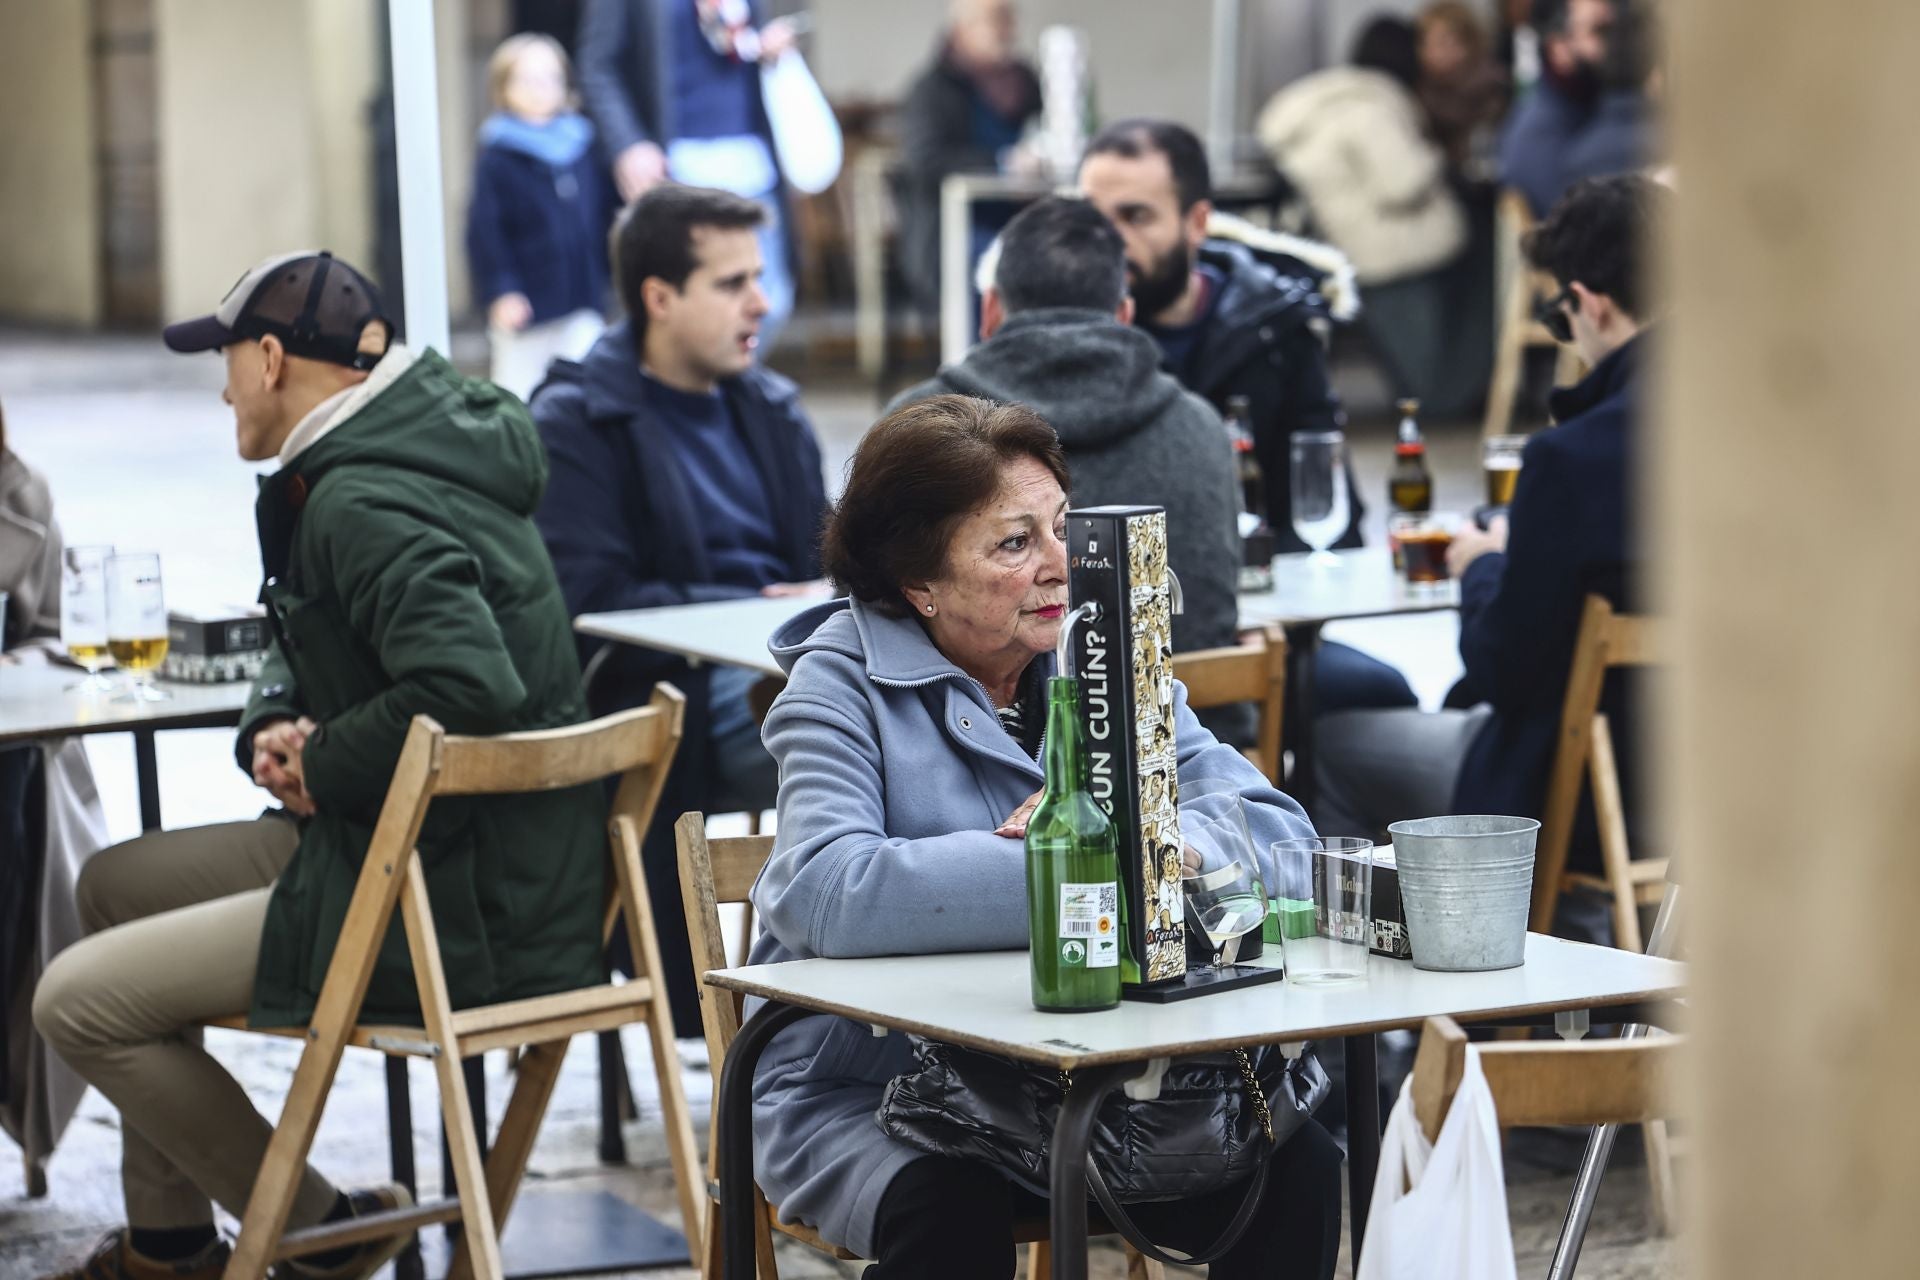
xmin=1270 ymin=836 xmax=1374 ymax=984
xmin=61 ymin=544 xmax=115 ymax=693
xmin=1289 ymin=430 xmax=1349 ymax=566
xmin=106 ymin=552 xmax=170 ymax=702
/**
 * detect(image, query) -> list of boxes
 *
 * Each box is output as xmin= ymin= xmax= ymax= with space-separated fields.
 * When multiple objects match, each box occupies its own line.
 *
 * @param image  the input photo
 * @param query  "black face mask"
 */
xmin=1127 ymin=239 xmax=1194 ymax=322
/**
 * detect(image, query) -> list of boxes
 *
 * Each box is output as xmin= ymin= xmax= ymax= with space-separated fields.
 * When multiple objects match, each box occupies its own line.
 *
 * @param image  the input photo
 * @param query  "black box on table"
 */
xmin=1066 ymin=506 xmax=1187 ymax=989
xmin=162 ymin=607 xmax=269 ymax=684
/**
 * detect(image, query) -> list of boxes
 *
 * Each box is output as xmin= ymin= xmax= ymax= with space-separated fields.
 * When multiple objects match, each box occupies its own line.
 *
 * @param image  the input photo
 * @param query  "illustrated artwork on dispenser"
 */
xmin=1066 ymin=506 xmax=1187 ymax=989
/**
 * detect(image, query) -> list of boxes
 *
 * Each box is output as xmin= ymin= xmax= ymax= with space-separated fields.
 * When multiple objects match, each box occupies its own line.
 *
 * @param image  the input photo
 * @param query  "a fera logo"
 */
xmin=1083 ymin=623 xmax=1115 ymax=804
xmin=1074 ymin=554 xmax=1115 ymax=570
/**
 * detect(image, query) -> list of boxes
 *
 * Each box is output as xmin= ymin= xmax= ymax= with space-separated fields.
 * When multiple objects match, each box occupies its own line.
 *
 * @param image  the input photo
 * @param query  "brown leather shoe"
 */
xmin=42 ymin=1231 xmax=229 ymax=1280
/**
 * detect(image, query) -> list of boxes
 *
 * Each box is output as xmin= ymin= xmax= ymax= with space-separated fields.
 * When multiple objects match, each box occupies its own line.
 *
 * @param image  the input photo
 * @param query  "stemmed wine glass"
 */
xmin=1289 ymin=430 xmax=1350 ymax=568
xmin=106 ymin=552 xmax=170 ymax=702
xmin=61 ymin=545 xmax=116 ymax=694
xmin=1180 ymin=799 xmax=1269 ymax=971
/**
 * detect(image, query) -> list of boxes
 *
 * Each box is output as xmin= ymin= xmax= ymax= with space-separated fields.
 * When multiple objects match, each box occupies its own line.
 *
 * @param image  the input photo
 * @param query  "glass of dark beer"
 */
xmin=1388 ymin=513 xmax=1460 ymax=593
xmin=1483 ymin=435 xmax=1526 ymax=508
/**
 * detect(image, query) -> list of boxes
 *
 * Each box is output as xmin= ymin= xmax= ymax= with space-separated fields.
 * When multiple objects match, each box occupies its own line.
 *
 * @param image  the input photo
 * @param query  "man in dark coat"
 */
xmin=1312 ymin=177 xmax=1663 ymax=885
xmin=1499 ymin=0 xmax=1614 ymax=216
xmin=35 ymin=252 xmax=601 ymax=1280
xmin=1079 ymin=117 xmax=1417 ymax=717
xmin=531 ymin=185 xmax=827 ymax=1042
xmin=895 ymin=0 xmax=1041 ymax=313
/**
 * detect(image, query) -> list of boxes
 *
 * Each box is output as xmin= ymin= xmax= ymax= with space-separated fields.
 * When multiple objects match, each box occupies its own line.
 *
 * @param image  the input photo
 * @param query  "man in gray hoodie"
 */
xmin=888 ymin=196 xmax=1244 ymax=664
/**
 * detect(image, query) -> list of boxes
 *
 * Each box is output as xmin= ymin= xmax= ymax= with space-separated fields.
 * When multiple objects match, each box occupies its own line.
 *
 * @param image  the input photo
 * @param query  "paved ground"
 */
xmin=0 ymin=328 xmax=1677 ymax=1277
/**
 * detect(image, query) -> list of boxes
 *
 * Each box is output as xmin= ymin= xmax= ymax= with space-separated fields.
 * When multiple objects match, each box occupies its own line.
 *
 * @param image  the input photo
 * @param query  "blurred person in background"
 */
xmin=1416 ymin=1 xmax=1508 ymax=170
xmin=466 ymin=33 xmax=613 ymax=402
xmin=576 ymin=0 xmax=801 ymax=345
xmin=0 ymin=398 xmax=109 ymax=1211
xmin=1079 ymin=120 xmax=1418 ymax=718
xmin=896 ymin=0 xmax=1042 ymax=315
xmin=1311 ymin=177 xmax=1662 ymax=893
xmin=1559 ymin=0 xmax=1658 ymax=191
xmin=1258 ymin=16 xmax=1486 ymax=418
xmin=1499 ymin=0 xmax=1614 ymax=215
xmin=530 ymin=185 xmax=827 ymax=1054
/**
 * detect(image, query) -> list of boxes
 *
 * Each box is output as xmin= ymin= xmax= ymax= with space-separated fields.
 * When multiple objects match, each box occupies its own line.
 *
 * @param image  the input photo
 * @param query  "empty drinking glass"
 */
xmin=106 ymin=552 xmax=170 ymax=702
xmin=1289 ymin=430 xmax=1349 ymax=567
xmin=1179 ymin=800 xmax=1268 ymax=970
xmin=1270 ymin=836 xmax=1374 ymax=984
xmin=61 ymin=544 xmax=115 ymax=694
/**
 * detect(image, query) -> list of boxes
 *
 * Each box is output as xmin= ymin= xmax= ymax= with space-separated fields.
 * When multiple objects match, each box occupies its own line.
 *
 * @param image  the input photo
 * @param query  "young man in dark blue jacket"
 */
xmin=530 ymin=184 xmax=827 ymax=1039
xmin=1312 ymin=176 xmax=1663 ymax=883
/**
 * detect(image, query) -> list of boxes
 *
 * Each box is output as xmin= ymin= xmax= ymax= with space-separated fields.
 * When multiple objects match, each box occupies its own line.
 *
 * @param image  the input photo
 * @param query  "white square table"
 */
xmin=0 ymin=661 xmax=251 ymax=829
xmin=707 ymin=938 xmax=1683 ymax=1279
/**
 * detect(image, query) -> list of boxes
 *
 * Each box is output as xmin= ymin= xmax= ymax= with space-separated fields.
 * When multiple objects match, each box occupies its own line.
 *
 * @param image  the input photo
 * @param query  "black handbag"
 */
xmin=877 ymin=1038 xmax=1329 ymax=1266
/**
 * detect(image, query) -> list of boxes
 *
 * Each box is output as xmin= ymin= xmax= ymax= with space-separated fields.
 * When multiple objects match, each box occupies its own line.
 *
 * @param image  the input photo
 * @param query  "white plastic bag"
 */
xmin=1356 ymin=1048 xmax=1519 ymax=1280
xmin=760 ymin=51 xmax=843 ymax=195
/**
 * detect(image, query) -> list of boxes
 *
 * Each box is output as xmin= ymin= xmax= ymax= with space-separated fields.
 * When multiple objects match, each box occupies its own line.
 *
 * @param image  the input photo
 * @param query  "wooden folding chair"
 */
xmin=1411 ymin=1012 xmax=1683 ymax=1265
xmin=1412 ymin=1014 xmax=1680 ymax=1145
xmin=1483 ymin=188 xmax=1585 ymax=440
xmin=673 ymin=814 xmax=1164 ymax=1280
xmin=1532 ymin=596 xmax=1667 ymax=953
xmin=210 ymin=687 xmax=705 ymax=1280
xmin=1173 ymin=626 xmax=1288 ymax=787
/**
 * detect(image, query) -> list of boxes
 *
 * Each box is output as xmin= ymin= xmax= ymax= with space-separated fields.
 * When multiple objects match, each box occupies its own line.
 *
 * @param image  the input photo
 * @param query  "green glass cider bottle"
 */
xmin=1026 ymin=675 xmax=1122 ymax=1012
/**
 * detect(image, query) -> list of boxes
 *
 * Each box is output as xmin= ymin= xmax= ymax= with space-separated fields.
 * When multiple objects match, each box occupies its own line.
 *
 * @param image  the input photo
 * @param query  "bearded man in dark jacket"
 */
xmin=1080 ymin=118 xmax=1415 ymax=717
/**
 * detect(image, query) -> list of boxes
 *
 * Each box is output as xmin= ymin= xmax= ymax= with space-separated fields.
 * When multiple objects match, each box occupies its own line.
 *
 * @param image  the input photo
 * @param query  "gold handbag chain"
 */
xmin=1059 ymin=1050 xmax=1275 ymax=1145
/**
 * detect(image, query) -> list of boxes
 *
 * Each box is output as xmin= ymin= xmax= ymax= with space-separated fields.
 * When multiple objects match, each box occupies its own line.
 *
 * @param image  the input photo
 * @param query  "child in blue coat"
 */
xmin=466 ymin=34 xmax=612 ymax=401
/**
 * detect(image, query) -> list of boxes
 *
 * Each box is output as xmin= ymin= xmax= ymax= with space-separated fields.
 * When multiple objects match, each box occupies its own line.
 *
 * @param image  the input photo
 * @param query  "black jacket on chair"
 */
xmin=1453 ymin=334 xmax=1646 ymax=873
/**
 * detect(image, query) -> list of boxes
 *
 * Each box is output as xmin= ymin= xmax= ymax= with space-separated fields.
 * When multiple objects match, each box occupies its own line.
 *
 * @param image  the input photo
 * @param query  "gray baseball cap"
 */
xmin=163 ymin=250 xmax=392 ymax=371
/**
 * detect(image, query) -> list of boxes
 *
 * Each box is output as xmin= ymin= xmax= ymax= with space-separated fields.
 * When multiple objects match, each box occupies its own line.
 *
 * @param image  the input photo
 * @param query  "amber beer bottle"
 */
xmin=1026 ymin=675 xmax=1122 ymax=1012
xmin=1387 ymin=399 xmax=1433 ymax=570
xmin=1388 ymin=399 xmax=1433 ymax=514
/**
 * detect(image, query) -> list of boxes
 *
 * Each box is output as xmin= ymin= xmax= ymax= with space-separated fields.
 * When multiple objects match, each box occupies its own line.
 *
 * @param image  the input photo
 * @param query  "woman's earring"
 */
xmin=925 ymin=604 xmax=936 ymax=615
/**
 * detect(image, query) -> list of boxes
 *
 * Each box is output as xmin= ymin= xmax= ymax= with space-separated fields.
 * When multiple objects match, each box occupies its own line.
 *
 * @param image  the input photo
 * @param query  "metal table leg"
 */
xmin=385 ymin=1057 xmax=425 ymax=1280
xmin=1344 ymin=1032 xmax=1382 ymax=1262
xmin=1282 ymin=623 xmax=1324 ymax=811
xmin=1548 ymin=883 xmax=1684 ymax=1278
xmin=719 ymin=1001 xmax=814 ymax=1280
xmin=1046 ymin=1063 xmax=1134 ymax=1280
xmin=134 ymin=728 xmax=161 ymax=831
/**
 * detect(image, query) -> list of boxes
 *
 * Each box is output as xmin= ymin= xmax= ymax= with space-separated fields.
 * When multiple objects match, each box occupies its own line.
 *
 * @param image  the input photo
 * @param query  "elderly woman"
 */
xmin=749 ymin=395 xmax=1342 ymax=1279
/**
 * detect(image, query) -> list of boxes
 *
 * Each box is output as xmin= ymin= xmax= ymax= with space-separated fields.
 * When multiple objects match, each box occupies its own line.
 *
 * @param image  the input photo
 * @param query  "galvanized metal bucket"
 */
xmin=1386 ymin=815 xmax=1540 ymax=972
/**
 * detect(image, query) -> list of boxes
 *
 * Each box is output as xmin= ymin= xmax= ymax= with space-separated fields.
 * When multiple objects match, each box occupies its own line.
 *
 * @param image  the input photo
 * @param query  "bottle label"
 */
xmin=1059 ymin=882 xmax=1119 ymax=969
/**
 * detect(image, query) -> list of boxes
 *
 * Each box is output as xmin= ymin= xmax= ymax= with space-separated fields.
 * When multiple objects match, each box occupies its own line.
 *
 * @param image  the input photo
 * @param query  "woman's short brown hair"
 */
xmin=822 ymin=395 xmax=1069 ymax=617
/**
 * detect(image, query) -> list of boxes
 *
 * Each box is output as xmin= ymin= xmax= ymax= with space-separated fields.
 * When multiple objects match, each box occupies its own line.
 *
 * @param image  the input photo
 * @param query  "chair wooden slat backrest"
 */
xmin=1173 ymin=626 xmax=1288 ymax=786
xmin=1484 ymin=188 xmax=1585 ymax=439
xmin=221 ymin=687 xmax=703 ymax=1280
xmin=1412 ymin=1015 xmax=1681 ymax=1144
xmin=1533 ymin=595 xmax=1667 ymax=951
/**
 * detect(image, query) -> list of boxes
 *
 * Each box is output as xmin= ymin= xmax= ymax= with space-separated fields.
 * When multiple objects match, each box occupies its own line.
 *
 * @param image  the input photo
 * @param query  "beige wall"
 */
xmin=154 ymin=0 xmax=328 ymax=320
xmin=0 ymin=0 xmax=102 ymax=326
xmin=154 ymin=0 xmax=472 ymax=324
xmin=1672 ymin=1 xmax=1920 ymax=1276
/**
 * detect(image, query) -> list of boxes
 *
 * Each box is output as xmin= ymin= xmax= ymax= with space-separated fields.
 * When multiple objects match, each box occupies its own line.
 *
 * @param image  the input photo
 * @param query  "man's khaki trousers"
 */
xmin=33 ymin=816 xmax=340 ymax=1229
